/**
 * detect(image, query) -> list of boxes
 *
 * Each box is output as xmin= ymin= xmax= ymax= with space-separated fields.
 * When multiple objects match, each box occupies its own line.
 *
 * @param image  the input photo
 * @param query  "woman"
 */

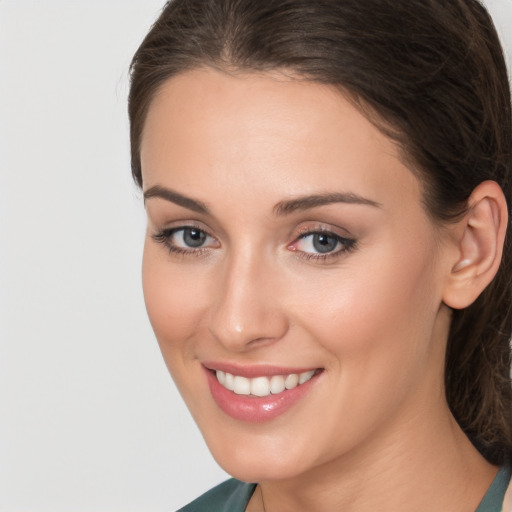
xmin=129 ymin=0 xmax=512 ymax=510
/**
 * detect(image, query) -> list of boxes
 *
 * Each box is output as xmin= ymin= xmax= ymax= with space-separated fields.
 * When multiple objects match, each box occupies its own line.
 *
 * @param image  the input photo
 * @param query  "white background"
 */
xmin=1 ymin=1 xmax=511 ymax=511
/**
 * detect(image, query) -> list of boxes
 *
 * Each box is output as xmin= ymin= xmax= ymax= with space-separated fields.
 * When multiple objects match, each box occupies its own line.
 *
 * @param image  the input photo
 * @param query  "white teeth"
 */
xmin=233 ymin=376 xmax=251 ymax=395
xmin=299 ymin=370 xmax=315 ymax=384
xmin=269 ymin=375 xmax=286 ymax=394
xmin=215 ymin=369 xmax=316 ymax=397
xmin=224 ymin=372 xmax=235 ymax=391
xmin=251 ymin=376 xmax=270 ymax=397
xmin=284 ymin=373 xmax=299 ymax=390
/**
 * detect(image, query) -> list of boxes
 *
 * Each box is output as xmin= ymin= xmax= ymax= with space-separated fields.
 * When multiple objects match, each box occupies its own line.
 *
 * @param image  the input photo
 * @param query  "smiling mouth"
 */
xmin=214 ymin=369 xmax=320 ymax=397
xmin=204 ymin=365 xmax=323 ymax=421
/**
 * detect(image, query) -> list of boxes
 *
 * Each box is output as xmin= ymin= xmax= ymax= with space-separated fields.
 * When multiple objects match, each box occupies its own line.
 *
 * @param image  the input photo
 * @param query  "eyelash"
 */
xmin=152 ymin=225 xmax=215 ymax=258
xmin=291 ymin=228 xmax=356 ymax=262
xmin=152 ymin=225 xmax=357 ymax=262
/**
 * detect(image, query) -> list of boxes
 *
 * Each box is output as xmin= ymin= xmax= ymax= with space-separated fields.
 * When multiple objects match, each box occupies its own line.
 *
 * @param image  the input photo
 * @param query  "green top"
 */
xmin=476 ymin=466 xmax=511 ymax=512
xmin=177 ymin=466 xmax=511 ymax=512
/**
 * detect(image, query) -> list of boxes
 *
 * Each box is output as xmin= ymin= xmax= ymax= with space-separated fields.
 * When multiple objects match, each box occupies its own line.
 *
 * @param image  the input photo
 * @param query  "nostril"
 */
xmin=246 ymin=336 xmax=273 ymax=347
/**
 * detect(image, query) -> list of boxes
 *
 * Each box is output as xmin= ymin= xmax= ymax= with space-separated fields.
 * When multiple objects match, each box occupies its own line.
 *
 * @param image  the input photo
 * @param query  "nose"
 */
xmin=208 ymin=248 xmax=289 ymax=351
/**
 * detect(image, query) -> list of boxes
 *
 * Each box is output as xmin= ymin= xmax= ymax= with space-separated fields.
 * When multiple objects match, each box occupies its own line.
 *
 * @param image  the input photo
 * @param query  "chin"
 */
xmin=217 ymin=456 xmax=305 ymax=483
xmin=205 ymin=432 xmax=316 ymax=483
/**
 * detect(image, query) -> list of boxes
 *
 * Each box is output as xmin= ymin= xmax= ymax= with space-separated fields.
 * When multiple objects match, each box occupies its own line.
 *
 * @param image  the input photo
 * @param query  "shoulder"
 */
xmin=176 ymin=479 xmax=256 ymax=512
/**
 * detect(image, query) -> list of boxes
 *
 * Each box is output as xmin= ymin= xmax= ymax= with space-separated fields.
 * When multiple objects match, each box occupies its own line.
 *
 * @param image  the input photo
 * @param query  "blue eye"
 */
xmin=152 ymin=226 xmax=217 ymax=254
xmin=292 ymin=230 xmax=356 ymax=259
xmin=309 ymin=233 xmax=339 ymax=253
xmin=178 ymin=227 xmax=208 ymax=248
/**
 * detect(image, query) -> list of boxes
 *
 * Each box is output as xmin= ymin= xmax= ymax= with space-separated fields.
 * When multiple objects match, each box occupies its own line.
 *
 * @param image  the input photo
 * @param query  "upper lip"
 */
xmin=202 ymin=362 xmax=321 ymax=378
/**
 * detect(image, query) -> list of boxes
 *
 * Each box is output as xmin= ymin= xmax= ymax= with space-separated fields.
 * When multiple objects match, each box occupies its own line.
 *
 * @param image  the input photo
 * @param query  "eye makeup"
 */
xmin=151 ymin=221 xmax=357 ymax=263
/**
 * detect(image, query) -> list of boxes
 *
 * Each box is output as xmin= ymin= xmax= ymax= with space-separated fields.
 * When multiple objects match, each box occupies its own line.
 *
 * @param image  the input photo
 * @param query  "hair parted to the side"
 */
xmin=129 ymin=0 xmax=512 ymax=464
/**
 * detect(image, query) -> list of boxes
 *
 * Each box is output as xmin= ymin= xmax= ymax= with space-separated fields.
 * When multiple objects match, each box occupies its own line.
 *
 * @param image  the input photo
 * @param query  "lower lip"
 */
xmin=205 ymin=368 xmax=320 ymax=423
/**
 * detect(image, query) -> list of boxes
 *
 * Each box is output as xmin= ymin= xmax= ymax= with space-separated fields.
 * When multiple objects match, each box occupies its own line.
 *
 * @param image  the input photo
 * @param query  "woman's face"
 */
xmin=140 ymin=68 xmax=456 ymax=482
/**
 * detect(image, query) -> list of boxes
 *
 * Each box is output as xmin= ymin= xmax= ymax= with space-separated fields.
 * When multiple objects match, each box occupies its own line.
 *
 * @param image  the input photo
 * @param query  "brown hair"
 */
xmin=129 ymin=0 xmax=512 ymax=464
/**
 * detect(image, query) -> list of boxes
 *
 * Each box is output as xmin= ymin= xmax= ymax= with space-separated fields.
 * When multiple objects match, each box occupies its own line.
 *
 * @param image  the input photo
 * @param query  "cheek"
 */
xmin=141 ymin=242 xmax=207 ymax=370
xmin=290 ymin=241 xmax=440 ymax=373
xmin=279 ymin=247 xmax=444 ymax=454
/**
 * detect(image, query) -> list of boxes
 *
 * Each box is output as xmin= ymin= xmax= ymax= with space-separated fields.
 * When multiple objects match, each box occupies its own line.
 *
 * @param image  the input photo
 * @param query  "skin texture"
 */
xmin=140 ymin=68 xmax=504 ymax=511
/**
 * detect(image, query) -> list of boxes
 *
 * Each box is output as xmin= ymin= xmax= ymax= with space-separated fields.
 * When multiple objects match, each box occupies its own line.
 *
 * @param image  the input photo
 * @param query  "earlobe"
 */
xmin=442 ymin=181 xmax=508 ymax=310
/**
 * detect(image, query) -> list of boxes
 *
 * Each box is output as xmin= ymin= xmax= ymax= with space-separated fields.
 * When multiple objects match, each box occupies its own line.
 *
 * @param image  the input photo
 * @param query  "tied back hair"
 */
xmin=129 ymin=0 xmax=512 ymax=464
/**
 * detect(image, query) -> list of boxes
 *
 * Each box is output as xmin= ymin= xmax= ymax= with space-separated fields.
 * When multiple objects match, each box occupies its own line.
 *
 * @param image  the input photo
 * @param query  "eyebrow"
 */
xmin=273 ymin=192 xmax=381 ymax=216
xmin=143 ymin=185 xmax=381 ymax=216
xmin=143 ymin=185 xmax=209 ymax=214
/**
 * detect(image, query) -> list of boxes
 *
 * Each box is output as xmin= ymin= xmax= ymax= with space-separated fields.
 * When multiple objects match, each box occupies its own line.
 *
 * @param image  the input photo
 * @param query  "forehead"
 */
xmin=140 ymin=67 xmax=421 ymax=210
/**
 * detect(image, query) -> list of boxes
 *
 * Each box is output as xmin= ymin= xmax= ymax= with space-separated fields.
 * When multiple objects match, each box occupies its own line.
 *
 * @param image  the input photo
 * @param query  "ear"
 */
xmin=442 ymin=180 xmax=508 ymax=310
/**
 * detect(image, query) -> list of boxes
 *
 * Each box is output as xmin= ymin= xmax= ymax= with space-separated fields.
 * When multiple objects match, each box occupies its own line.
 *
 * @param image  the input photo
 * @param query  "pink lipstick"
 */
xmin=203 ymin=364 xmax=322 ymax=423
